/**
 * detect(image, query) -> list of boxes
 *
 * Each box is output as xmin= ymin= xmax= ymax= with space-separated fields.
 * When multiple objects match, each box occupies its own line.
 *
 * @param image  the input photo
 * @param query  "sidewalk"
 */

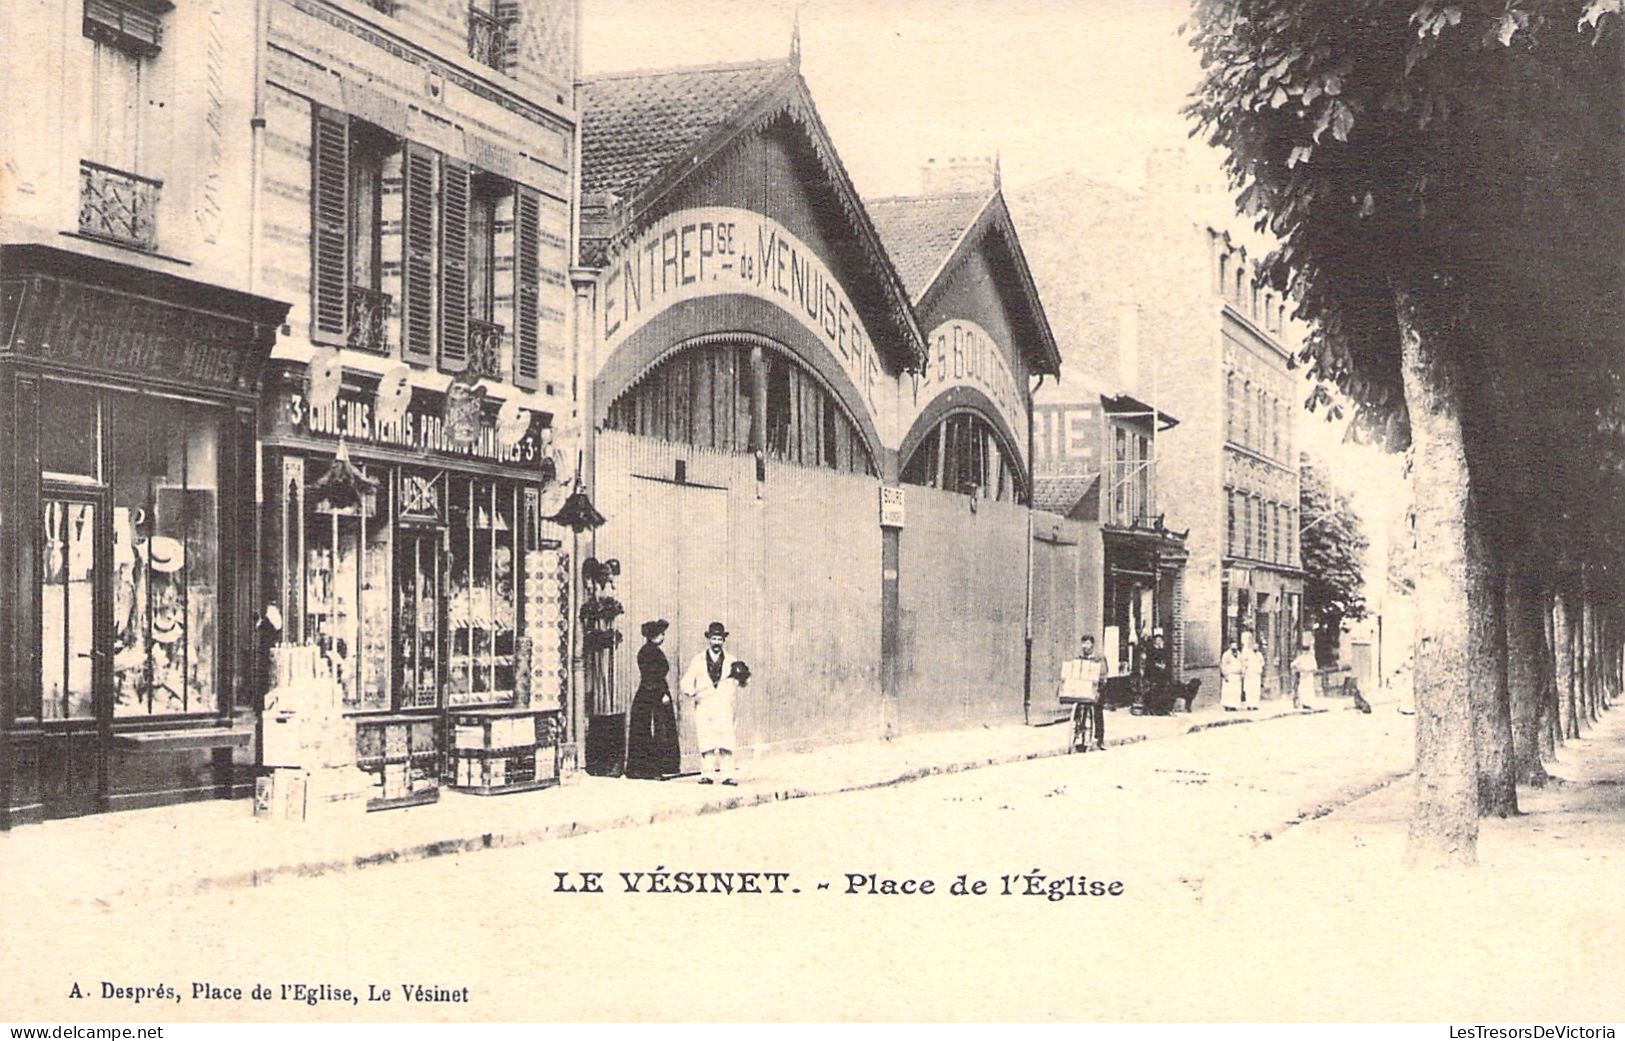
xmin=0 ymin=695 xmax=1334 ymax=907
xmin=1167 ymin=699 xmax=1625 ymax=1021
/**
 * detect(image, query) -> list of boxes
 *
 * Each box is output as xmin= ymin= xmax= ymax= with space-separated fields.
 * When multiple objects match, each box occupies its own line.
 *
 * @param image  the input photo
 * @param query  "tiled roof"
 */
xmin=1033 ymin=475 xmax=1098 ymax=516
xmin=866 ymin=192 xmax=991 ymax=301
xmin=580 ymin=59 xmax=792 ymax=202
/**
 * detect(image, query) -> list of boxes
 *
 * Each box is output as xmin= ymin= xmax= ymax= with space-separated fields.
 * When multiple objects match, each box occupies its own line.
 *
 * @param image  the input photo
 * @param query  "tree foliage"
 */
xmin=1184 ymin=0 xmax=1623 ymax=466
xmin=1300 ymin=456 xmax=1369 ymax=659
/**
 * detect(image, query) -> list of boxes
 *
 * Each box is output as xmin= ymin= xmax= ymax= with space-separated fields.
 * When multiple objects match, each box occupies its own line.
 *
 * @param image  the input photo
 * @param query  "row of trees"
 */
xmin=1187 ymin=0 xmax=1625 ymax=865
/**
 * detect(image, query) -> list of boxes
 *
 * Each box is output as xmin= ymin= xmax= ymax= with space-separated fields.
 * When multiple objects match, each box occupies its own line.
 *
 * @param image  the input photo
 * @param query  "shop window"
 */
xmin=40 ymin=499 xmax=98 ymax=721
xmin=108 ymin=396 xmax=222 ymax=717
xmin=296 ymin=456 xmax=392 ymax=709
xmin=447 ymin=477 xmax=520 ymax=706
xmin=41 ymin=382 xmax=101 ymax=480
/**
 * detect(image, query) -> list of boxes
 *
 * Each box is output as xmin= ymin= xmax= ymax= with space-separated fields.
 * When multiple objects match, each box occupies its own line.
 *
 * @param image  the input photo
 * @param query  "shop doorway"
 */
xmin=38 ymin=494 xmax=109 ymax=818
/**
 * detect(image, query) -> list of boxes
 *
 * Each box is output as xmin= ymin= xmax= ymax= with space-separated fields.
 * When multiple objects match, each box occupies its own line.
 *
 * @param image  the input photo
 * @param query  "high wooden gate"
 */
xmin=595 ymin=431 xmax=883 ymax=762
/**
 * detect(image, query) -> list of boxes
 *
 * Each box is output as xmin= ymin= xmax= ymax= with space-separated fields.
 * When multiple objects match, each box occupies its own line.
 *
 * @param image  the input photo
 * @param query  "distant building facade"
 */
xmin=1012 ymin=173 xmax=1303 ymax=699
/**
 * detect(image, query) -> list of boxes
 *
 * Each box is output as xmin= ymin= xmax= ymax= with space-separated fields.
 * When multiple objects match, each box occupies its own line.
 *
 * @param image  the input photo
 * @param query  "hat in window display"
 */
xmin=150 ymin=613 xmax=184 ymax=644
xmin=141 ymin=536 xmax=187 ymax=574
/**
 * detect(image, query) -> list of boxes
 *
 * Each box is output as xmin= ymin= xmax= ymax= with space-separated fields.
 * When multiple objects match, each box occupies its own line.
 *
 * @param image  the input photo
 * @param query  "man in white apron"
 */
xmin=681 ymin=621 xmax=741 ymax=785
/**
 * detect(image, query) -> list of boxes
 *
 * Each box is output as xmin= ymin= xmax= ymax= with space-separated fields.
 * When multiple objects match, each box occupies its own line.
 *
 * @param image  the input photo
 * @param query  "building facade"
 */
xmin=0 ymin=0 xmax=290 ymax=824
xmin=0 ymin=0 xmax=582 ymax=825
xmin=575 ymin=58 xmax=1062 ymax=760
xmin=1011 ymin=173 xmax=1303 ymax=701
xmin=251 ymin=0 xmax=581 ymax=806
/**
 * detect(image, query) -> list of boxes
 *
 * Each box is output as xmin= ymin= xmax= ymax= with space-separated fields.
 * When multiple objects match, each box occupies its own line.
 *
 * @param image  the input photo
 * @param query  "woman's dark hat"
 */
xmin=728 ymin=661 xmax=751 ymax=685
xmin=641 ymin=619 xmax=669 ymax=640
xmin=705 ymin=621 xmax=729 ymax=639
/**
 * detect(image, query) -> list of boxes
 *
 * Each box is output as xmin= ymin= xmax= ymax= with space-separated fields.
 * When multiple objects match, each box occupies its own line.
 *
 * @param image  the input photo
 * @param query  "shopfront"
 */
xmin=257 ymin=364 xmax=571 ymax=806
xmin=0 ymin=245 xmax=289 ymax=826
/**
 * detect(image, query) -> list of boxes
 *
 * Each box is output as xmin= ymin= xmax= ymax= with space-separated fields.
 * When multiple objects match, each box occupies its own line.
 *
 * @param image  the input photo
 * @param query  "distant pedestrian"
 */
xmin=625 ymin=619 xmax=680 ymax=779
xmin=1220 ymin=636 xmax=1244 ymax=711
xmin=681 ymin=621 xmax=742 ymax=785
xmin=1060 ymin=634 xmax=1107 ymax=752
xmin=1240 ymin=630 xmax=1265 ymax=710
xmin=1143 ymin=630 xmax=1173 ymax=713
xmin=1292 ymin=634 xmax=1318 ymax=710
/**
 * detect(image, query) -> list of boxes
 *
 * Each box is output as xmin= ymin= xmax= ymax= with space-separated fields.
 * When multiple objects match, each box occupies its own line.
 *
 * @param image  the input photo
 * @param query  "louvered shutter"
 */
xmin=512 ymin=185 xmax=540 ymax=391
xmin=400 ymin=142 xmax=438 ymax=366
xmin=311 ymin=107 xmax=350 ymax=340
xmin=439 ymin=158 xmax=470 ymax=373
xmin=495 ymin=0 xmax=521 ymax=72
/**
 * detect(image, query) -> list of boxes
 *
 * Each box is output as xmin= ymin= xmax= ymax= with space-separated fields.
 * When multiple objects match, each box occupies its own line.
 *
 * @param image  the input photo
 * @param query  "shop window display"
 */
xmin=300 ymin=457 xmax=392 ymax=710
xmin=40 ymin=499 xmax=98 ymax=720
xmin=447 ymin=477 xmax=519 ymax=706
xmin=108 ymin=396 xmax=222 ymax=717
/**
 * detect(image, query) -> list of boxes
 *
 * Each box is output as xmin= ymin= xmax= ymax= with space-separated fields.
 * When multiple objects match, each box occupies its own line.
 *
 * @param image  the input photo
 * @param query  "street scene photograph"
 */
xmin=0 ymin=0 xmax=1621 ymax=1027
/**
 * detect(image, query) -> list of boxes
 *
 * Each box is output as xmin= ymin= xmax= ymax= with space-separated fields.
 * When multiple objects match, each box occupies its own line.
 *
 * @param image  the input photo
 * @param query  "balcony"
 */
xmin=79 ymin=160 xmax=161 ymax=252
xmin=347 ymin=286 xmax=393 ymax=356
xmin=467 ymin=318 xmax=505 ymax=381
xmin=467 ymin=7 xmax=510 ymax=71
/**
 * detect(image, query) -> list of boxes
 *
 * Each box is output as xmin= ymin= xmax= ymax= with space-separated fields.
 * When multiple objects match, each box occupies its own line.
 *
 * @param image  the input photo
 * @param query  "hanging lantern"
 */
xmin=310 ymin=440 xmax=379 ymax=516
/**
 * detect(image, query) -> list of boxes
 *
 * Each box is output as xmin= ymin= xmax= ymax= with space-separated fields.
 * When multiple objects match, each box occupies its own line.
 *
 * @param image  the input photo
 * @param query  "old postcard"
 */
xmin=1 ymin=0 xmax=1621 ymax=1027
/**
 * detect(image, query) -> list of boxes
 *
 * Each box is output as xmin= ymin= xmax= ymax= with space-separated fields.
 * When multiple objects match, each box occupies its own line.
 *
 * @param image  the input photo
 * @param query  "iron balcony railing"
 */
xmin=79 ymin=160 xmax=161 ymax=251
xmin=467 ymin=7 xmax=509 ymax=71
xmin=467 ymin=318 xmax=505 ymax=381
xmin=347 ymin=286 xmax=394 ymax=356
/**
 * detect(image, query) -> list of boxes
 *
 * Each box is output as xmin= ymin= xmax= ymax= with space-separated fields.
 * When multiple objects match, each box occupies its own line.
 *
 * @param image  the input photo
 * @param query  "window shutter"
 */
xmin=401 ymin=142 xmax=438 ymax=366
xmin=495 ymin=0 xmax=522 ymax=71
xmin=512 ymin=185 xmax=541 ymax=391
xmin=439 ymin=158 xmax=470 ymax=374
xmin=310 ymin=107 xmax=350 ymax=340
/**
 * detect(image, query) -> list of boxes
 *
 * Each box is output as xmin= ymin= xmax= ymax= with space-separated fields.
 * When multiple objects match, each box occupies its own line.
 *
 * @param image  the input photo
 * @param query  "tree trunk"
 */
xmin=1397 ymin=296 xmax=1478 ymax=867
xmin=1541 ymin=599 xmax=1560 ymax=757
xmin=1554 ymin=590 xmax=1581 ymax=741
xmin=1504 ymin=568 xmax=1549 ymax=786
xmin=1583 ymin=594 xmax=1599 ymax=723
xmin=1467 ymin=500 xmax=1517 ymax=816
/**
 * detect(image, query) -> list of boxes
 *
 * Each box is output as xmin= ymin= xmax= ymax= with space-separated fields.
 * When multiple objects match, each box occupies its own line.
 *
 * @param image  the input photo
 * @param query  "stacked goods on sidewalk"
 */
xmin=255 ymin=644 xmax=371 ymax=821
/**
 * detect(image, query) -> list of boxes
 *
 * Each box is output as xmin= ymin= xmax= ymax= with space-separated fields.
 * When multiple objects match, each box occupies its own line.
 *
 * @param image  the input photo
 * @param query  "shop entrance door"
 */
xmin=38 ymin=494 xmax=111 ymax=818
xmin=397 ymin=529 xmax=443 ymax=710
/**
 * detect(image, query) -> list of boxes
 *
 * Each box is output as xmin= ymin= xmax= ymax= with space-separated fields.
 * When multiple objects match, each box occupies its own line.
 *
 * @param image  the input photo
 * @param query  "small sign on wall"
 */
xmin=879 ymin=486 xmax=906 ymax=529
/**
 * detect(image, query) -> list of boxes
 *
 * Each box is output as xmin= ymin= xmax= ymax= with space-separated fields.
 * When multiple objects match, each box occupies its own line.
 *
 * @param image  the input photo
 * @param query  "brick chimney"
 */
xmin=921 ymin=155 xmax=996 ymax=195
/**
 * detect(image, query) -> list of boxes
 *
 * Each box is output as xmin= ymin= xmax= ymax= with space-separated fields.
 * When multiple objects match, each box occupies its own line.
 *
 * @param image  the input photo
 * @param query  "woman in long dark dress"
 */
xmin=624 ymin=619 xmax=680 ymax=779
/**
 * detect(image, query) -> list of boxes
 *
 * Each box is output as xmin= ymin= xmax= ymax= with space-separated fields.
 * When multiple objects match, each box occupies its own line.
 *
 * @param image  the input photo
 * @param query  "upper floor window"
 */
xmin=311 ymin=106 xmax=544 ymax=388
xmin=84 ymin=0 xmax=165 ymax=58
xmin=468 ymin=1 xmax=518 ymax=73
xmin=80 ymin=2 xmax=168 ymax=251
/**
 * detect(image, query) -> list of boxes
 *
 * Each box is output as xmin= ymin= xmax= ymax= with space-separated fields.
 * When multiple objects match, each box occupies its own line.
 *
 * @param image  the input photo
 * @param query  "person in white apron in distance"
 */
xmin=1240 ymin=629 xmax=1266 ymax=710
xmin=681 ymin=621 xmax=742 ymax=785
xmin=1292 ymin=633 xmax=1319 ymax=710
xmin=1220 ymin=636 xmax=1244 ymax=711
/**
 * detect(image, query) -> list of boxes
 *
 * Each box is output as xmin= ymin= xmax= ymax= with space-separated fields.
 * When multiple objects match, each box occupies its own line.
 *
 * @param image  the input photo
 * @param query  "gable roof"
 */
xmin=580 ymin=59 xmax=791 ymax=203
xmin=867 ymin=189 xmax=1063 ymax=375
xmin=578 ymin=57 xmax=926 ymax=371
xmin=866 ymin=192 xmax=990 ymax=301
